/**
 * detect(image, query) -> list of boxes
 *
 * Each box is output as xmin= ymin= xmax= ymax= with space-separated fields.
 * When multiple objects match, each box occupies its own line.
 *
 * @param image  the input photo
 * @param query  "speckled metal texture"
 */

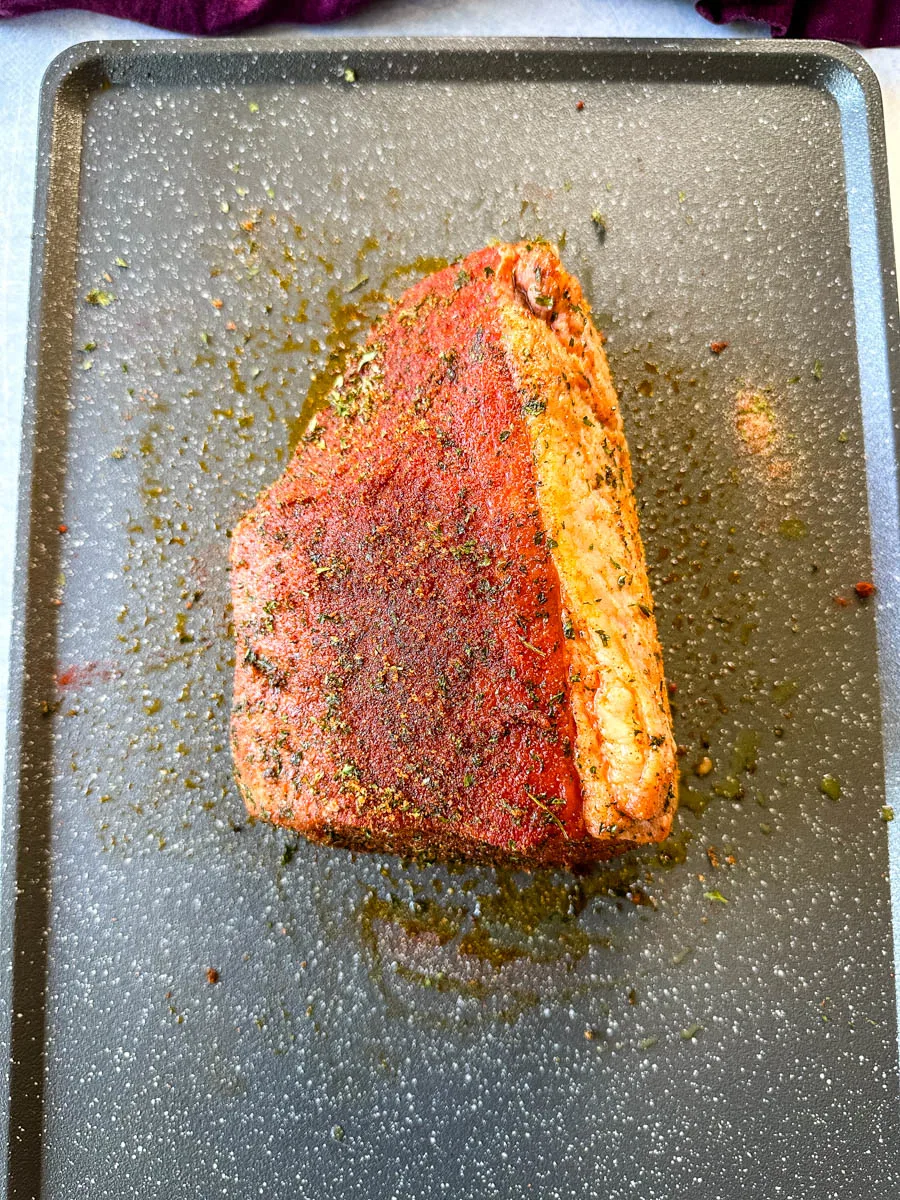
xmin=3 ymin=37 xmax=900 ymax=1199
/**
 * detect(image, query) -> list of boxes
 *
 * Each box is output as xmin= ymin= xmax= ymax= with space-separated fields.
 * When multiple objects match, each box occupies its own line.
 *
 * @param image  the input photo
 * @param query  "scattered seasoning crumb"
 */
xmin=583 ymin=1028 xmax=596 ymax=1040
xmin=882 ymin=806 xmax=894 ymax=822
xmin=735 ymin=389 xmax=777 ymax=459
xmin=706 ymin=845 xmax=721 ymax=869
xmin=206 ymin=967 xmax=220 ymax=985
xmin=819 ymin=774 xmax=841 ymax=802
xmin=85 ymin=288 xmax=115 ymax=307
xmin=854 ymin=580 xmax=876 ymax=598
xmin=833 ymin=594 xmax=850 ymax=607
xmin=343 ymin=67 xmax=356 ymax=83
xmin=703 ymin=890 xmax=728 ymax=904
xmin=211 ymin=297 xmax=224 ymax=309
xmin=671 ymin=946 xmax=693 ymax=966
xmin=694 ymin=756 xmax=713 ymax=778
xmin=759 ymin=822 xmax=772 ymax=835
xmin=226 ymin=320 xmax=237 ymax=331
xmin=110 ymin=447 xmax=126 ymax=460
xmin=709 ymin=340 xmax=729 ymax=354
xmin=680 ymin=1023 xmax=702 ymax=1040
xmin=576 ymin=99 xmax=585 ymax=111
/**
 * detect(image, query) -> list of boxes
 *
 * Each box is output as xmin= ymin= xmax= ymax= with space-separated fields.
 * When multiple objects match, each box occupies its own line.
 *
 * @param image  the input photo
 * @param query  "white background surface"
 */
xmin=0 ymin=2 xmax=898 ymax=790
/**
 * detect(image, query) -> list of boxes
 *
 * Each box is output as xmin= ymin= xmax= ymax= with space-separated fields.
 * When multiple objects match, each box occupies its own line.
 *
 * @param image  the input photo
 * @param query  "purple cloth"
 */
xmin=0 ymin=0 xmax=367 ymax=33
xmin=0 ymin=0 xmax=898 ymax=46
xmin=697 ymin=0 xmax=900 ymax=47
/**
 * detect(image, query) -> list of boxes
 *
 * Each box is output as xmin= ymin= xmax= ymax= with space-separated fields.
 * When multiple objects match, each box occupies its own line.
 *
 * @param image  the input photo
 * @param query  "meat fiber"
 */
xmin=231 ymin=242 xmax=677 ymax=865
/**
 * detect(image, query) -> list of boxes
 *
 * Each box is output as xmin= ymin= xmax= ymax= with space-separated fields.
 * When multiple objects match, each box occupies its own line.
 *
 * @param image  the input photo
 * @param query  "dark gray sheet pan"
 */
xmin=3 ymin=36 xmax=900 ymax=1199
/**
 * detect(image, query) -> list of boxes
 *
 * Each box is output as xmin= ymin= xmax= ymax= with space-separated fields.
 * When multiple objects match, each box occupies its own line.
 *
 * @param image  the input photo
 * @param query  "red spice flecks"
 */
xmin=709 ymin=340 xmax=729 ymax=355
xmin=57 ymin=523 xmax=68 ymax=534
xmin=206 ymin=967 xmax=220 ymax=985
xmin=56 ymin=662 xmax=116 ymax=689
xmin=232 ymin=246 xmax=586 ymax=858
xmin=833 ymin=595 xmax=851 ymax=607
xmin=854 ymin=580 xmax=876 ymax=598
xmin=576 ymin=100 xmax=585 ymax=111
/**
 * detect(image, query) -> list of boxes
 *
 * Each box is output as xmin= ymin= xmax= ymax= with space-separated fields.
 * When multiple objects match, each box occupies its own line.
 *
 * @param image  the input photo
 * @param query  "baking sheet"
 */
xmin=3 ymin=37 xmax=900 ymax=1198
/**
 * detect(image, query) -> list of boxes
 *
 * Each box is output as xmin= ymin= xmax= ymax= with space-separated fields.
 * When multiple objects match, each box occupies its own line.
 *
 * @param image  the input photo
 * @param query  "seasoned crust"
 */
xmin=231 ymin=241 xmax=677 ymax=865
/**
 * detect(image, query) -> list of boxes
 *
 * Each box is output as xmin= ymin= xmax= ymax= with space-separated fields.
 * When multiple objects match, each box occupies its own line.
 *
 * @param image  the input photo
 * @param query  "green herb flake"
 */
xmin=220 ymin=200 xmax=230 ymax=214
xmin=454 ymin=269 xmax=471 ymax=290
xmin=463 ymin=773 xmax=475 ymax=788
xmin=248 ymin=101 xmax=259 ymax=113
xmin=838 ymin=429 xmax=849 ymax=443
xmin=680 ymin=1023 xmax=702 ymax=1040
xmin=812 ymin=359 xmax=823 ymax=380
xmin=590 ymin=210 xmax=606 ymax=231
xmin=819 ymin=774 xmax=841 ymax=802
xmin=522 ymin=397 xmax=546 ymax=417
xmin=85 ymin=288 xmax=115 ymax=307
xmin=266 ymin=187 xmax=276 ymax=200
xmin=80 ymin=358 xmax=93 ymax=371
xmin=343 ymin=67 xmax=356 ymax=83
xmin=200 ymin=331 xmax=210 ymax=345
xmin=882 ymin=806 xmax=894 ymax=822
xmin=114 ymin=256 xmax=128 ymax=269
xmin=671 ymin=946 xmax=694 ymax=966
xmin=499 ymin=430 xmax=511 ymax=443
xmin=110 ymin=447 xmax=127 ymax=460
xmin=639 ymin=1036 xmax=659 ymax=1051
xmin=779 ymin=517 xmax=808 ymax=541
xmin=677 ymin=191 xmax=686 ymax=203
xmin=703 ymin=890 xmax=728 ymax=904
xmin=562 ymin=616 xmax=575 ymax=640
